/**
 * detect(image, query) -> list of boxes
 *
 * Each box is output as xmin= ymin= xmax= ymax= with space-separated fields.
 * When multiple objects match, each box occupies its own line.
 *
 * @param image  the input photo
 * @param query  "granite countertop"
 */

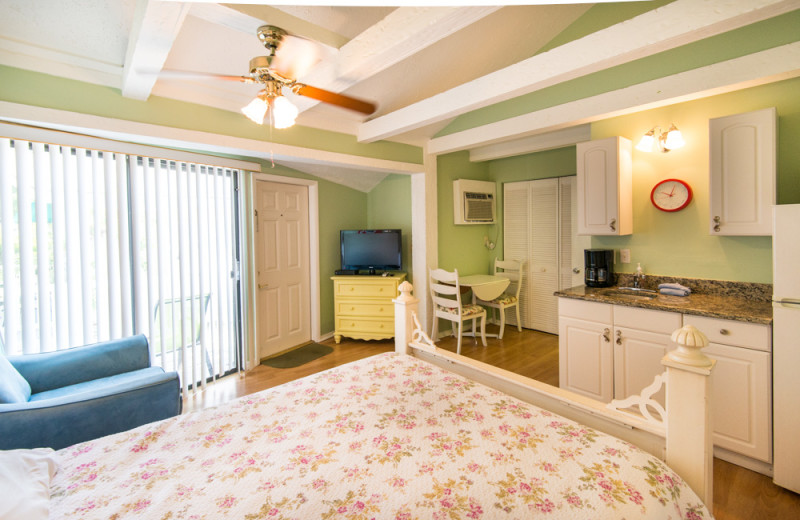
xmin=555 ymin=276 xmax=773 ymax=325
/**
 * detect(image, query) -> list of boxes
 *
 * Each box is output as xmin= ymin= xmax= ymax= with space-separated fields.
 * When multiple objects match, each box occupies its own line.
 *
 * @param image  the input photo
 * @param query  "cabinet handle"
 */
xmin=615 ymin=330 xmax=622 ymax=345
xmin=719 ymin=328 xmax=730 ymax=335
xmin=603 ymin=328 xmax=611 ymax=342
xmin=572 ymin=267 xmax=581 ymax=274
xmin=609 ymin=218 xmax=616 ymax=232
xmin=713 ymin=216 xmax=721 ymax=232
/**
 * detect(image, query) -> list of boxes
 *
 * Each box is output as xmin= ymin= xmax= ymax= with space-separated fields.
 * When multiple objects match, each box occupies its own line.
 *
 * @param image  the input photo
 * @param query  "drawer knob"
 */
xmin=719 ymin=329 xmax=730 ymax=335
xmin=379 ymin=308 xmax=384 ymax=312
xmin=351 ymin=307 xmax=355 ymax=311
xmin=380 ymin=324 xmax=384 ymax=328
xmin=379 ymin=288 xmax=384 ymax=292
xmin=350 ymin=287 xmax=354 ymax=291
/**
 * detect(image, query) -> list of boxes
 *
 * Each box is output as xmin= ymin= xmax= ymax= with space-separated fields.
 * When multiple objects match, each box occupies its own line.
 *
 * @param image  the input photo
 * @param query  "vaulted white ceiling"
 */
xmin=1 ymin=1 xmax=798 ymax=191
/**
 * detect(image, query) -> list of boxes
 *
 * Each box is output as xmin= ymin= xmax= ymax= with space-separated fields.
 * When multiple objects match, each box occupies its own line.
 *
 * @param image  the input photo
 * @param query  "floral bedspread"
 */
xmin=50 ymin=352 xmax=709 ymax=519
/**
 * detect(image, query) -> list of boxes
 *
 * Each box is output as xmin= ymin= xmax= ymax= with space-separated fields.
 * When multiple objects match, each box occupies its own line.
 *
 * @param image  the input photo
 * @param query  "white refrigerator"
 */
xmin=772 ymin=203 xmax=800 ymax=493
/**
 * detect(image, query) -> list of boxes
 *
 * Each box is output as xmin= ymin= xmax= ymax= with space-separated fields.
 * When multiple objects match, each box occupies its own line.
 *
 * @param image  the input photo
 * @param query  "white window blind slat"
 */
xmin=50 ymin=147 xmax=69 ymax=349
xmin=116 ymin=155 xmax=133 ymax=338
xmin=63 ymin=147 xmax=83 ymax=347
xmin=91 ymin=151 xmax=109 ymax=342
xmin=32 ymin=143 xmax=52 ymax=352
xmin=76 ymin=150 xmax=94 ymax=343
xmin=103 ymin=152 xmax=121 ymax=339
xmin=1 ymin=139 xmax=20 ymax=353
xmin=15 ymin=143 xmax=36 ymax=354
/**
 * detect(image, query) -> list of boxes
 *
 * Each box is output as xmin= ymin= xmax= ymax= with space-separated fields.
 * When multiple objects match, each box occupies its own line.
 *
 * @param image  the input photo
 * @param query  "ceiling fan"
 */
xmin=165 ymin=25 xmax=377 ymax=129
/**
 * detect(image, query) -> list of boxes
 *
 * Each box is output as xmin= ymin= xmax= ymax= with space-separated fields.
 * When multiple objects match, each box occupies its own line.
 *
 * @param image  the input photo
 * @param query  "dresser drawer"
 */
xmin=684 ymin=315 xmax=771 ymax=352
xmin=335 ymin=281 xmax=398 ymax=299
xmin=335 ymin=317 xmax=394 ymax=335
xmin=335 ymin=301 xmax=394 ymax=318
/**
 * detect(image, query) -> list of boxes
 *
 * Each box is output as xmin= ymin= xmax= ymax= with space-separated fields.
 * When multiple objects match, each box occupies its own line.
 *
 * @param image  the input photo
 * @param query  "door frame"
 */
xmin=249 ymin=172 xmax=320 ymax=361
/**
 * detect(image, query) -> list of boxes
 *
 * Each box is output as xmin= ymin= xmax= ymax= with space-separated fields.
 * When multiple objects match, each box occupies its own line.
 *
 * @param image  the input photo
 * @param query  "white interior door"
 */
xmin=255 ymin=180 xmax=311 ymax=358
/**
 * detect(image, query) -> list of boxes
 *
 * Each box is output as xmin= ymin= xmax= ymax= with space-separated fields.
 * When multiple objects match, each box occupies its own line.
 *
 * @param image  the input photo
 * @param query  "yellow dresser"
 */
xmin=331 ymin=273 xmax=407 ymax=343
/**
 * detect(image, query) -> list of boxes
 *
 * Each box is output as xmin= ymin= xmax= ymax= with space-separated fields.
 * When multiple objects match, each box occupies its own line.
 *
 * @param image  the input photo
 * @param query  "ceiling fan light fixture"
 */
xmin=241 ymin=91 xmax=270 ymax=124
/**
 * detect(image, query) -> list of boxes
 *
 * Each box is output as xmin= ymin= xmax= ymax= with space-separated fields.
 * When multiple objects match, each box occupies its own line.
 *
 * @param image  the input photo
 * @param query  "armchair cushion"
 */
xmin=0 ymin=354 xmax=31 ymax=404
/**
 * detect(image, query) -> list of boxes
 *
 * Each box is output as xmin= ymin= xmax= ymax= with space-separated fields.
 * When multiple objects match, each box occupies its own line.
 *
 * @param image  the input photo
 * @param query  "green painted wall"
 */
xmin=0 ymin=65 xmax=422 ymax=164
xmin=367 ymin=174 xmax=413 ymax=281
xmin=435 ymin=151 xmax=493 ymax=276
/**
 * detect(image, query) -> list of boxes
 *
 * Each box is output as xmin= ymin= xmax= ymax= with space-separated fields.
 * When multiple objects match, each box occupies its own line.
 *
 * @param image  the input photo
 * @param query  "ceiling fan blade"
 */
xmin=270 ymin=35 xmax=322 ymax=80
xmin=155 ymin=70 xmax=252 ymax=83
xmin=295 ymin=84 xmax=376 ymax=115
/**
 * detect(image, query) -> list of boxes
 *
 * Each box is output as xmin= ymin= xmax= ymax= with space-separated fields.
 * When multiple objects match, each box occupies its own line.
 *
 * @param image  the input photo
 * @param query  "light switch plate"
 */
xmin=620 ymin=248 xmax=631 ymax=263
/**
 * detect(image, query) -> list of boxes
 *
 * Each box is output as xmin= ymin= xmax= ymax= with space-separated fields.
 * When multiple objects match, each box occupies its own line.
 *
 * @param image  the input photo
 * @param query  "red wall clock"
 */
xmin=650 ymin=178 xmax=693 ymax=212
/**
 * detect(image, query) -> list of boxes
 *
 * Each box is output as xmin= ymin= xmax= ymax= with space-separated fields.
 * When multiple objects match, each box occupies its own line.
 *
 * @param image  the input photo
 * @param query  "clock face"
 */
xmin=650 ymin=179 xmax=693 ymax=212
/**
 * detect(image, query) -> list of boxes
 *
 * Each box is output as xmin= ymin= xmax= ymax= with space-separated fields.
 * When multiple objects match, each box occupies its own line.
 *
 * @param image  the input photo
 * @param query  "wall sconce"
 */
xmin=636 ymin=124 xmax=685 ymax=153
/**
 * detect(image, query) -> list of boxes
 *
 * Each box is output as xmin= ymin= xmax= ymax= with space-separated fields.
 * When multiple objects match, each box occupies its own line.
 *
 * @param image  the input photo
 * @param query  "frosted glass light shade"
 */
xmin=241 ymin=94 xmax=269 ymax=124
xmin=272 ymin=96 xmax=298 ymax=129
xmin=636 ymin=131 xmax=655 ymax=152
xmin=664 ymin=126 xmax=685 ymax=150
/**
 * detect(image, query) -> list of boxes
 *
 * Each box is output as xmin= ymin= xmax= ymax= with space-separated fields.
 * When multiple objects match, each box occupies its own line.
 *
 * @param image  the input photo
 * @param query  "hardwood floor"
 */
xmin=183 ymin=325 xmax=800 ymax=519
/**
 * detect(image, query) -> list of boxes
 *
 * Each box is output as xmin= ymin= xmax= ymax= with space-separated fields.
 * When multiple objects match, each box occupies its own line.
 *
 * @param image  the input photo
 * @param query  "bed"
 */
xmin=7 ymin=281 xmax=713 ymax=519
xmin=38 ymin=350 xmax=708 ymax=519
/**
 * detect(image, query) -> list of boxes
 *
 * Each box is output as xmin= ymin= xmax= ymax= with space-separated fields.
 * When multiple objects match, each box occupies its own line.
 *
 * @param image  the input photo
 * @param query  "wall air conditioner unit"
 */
xmin=453 ymin=179 xmax=496 ymax=225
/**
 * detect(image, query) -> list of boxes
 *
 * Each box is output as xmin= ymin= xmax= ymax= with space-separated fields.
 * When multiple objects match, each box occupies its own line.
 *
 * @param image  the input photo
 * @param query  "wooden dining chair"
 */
xmin=475 ymin=259 xmax=525 ymax=339
xmin=429 ymin=267 xmax=487 ymax=354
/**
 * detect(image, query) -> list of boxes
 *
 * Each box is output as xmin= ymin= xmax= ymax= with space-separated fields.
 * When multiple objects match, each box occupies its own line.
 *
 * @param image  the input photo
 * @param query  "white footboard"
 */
xmin=393 ymin=281 xmax=715 ymax=507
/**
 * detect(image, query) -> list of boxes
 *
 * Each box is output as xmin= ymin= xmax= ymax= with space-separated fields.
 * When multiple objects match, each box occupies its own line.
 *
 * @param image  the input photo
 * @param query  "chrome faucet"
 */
xmin=633 ymin=263 xmax=645 ymax=289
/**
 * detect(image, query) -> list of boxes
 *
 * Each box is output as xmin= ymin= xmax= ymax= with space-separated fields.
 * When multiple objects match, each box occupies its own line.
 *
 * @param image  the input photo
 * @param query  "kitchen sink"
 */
xmin=602 ymin=287 xmax=659 ymax=300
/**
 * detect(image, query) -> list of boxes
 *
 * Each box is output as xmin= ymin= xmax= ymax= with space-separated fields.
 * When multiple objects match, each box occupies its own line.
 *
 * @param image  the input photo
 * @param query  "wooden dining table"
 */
xmin=458 ymin=273 xmax=510 ymax=339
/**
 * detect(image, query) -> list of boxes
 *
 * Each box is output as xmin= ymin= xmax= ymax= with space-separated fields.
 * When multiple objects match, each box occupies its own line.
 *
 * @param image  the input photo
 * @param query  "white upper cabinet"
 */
xmin=576 ymin=136 xmax=632 ymax=235
xmin=709 ymin=107 xmax=776 ymax=236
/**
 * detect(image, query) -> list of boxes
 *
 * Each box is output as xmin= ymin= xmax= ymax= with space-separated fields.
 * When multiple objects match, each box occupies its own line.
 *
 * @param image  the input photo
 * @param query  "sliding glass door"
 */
xmin=0 ymin=136 xmax=243 ymax=391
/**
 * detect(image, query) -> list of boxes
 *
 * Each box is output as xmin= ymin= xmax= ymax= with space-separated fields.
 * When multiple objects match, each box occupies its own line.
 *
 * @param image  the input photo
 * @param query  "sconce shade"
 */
xmin=663 ymin=125 xmax=685 ymax=150
xmin=636 ymin=130 xmax=656 ymax=152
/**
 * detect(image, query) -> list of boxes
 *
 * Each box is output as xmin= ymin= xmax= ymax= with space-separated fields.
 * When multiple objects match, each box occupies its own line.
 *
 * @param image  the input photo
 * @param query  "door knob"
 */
xmin=258 ymin=283 xmax=269 ymax=289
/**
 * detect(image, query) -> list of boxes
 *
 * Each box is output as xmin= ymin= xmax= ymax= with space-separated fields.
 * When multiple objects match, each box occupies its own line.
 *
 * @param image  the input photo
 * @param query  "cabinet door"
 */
xmin=709 ymin=107 xmax=776 ymax=236
xmin=613 ymin=327 xmax=674 ymax=407
xmin=576 ymin=137 xmax=632 ymax=236
xmin=558 ymin=316 xmax=613 ymax=402
xmin=705 ymin=343 xmax=772 ymax=463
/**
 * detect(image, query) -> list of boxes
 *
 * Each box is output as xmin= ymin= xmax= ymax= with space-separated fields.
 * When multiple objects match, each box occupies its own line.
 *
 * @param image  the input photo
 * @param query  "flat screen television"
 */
xmin=340 ymin=229 xmax=402 ymax=274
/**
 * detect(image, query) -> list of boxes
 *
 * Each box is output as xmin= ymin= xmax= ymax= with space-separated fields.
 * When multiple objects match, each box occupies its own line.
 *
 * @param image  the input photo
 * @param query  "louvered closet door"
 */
xmin=503 ymin=182 xmax=530 ymax=328
xmin=529 ymin=179 xmax=559 ymax=334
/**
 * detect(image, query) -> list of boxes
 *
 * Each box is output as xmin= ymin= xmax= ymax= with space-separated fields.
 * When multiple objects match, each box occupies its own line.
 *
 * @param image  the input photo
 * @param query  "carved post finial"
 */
xmin=397 ymin=281 xmax=415 ymax=302
xmin=667 ymin=324 xmax=712 ymax=368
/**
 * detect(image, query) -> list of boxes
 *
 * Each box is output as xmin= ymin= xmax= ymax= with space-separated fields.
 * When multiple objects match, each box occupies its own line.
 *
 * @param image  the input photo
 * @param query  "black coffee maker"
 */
xmin=584 ymin=249 xmax=614 ymax=288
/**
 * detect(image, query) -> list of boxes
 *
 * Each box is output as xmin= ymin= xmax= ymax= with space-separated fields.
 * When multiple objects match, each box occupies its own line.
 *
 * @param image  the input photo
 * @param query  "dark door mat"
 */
xmin=260 ymin=343 xmax=333 ymax=369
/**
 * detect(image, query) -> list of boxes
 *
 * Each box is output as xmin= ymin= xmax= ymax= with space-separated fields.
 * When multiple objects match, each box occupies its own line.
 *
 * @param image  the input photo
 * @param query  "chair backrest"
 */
xmin=494 ymin=259 xmax=525 ymax=298
xmin=153 ymin=294 xmax=211 ymax=350
xmin=429 ymin=268 xmax=462 ymax=312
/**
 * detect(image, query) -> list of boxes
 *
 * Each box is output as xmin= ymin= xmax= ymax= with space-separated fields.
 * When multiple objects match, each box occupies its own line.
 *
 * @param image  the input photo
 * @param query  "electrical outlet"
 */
xmin=620 ymin=248 xmax=631 ymax=264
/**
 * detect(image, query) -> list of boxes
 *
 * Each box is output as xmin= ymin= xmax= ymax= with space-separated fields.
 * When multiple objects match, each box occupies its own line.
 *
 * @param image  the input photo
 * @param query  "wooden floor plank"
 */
xmin=182 ymin=326 xmax=800 ymax=518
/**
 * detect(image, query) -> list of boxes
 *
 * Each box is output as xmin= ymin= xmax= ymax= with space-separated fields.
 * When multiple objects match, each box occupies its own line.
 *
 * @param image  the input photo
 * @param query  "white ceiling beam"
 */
xmin=122 ymin=0 xmax=191 ymax=100
xmin=358 ymin=0 xmax=799 ymax=143
xmin=292 ymin=6 xmax=501 ymax=113
xmin=469 ymin=125 xmax=591 ymax=162
xmin=427 ymin=42 xmax=800 ymax=156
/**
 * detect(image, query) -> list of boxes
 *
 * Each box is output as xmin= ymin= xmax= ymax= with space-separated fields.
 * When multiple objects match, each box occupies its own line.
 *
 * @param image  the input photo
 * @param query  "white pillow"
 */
xmin=0 ymin=448 xmax=59 ymax=520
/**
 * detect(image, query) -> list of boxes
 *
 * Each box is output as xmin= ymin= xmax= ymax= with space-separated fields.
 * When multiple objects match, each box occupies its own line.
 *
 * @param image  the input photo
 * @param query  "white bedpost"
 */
xmin=394 ymin=281 xmax=419 ymax=354
xmin=662 ymin=324 xmax=715 ymax=508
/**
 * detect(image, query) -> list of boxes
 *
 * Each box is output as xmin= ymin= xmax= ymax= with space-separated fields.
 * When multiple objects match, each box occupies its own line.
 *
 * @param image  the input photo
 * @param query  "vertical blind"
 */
xmin=0 ymin=136 xmax=242 ymax=392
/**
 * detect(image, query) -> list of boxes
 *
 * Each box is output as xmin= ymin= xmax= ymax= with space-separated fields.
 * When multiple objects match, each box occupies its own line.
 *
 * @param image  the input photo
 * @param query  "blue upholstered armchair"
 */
xmin=0 ymin=335 xmax=182 ymax=451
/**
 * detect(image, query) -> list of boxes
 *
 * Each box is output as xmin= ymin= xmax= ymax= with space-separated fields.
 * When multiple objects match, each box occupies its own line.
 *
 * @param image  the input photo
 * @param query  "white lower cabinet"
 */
xmin=684 ymin=315 xmax=772 ymax=465
xmin=559 ymin=298 xmax=773 ymax=469
xmin=558 ymin=299 xmax=613 ymax=402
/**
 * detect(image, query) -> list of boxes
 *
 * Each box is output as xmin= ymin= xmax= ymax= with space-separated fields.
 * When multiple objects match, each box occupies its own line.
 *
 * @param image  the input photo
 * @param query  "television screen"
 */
xmin=340 ymin=229 xmax=402 ymax=273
